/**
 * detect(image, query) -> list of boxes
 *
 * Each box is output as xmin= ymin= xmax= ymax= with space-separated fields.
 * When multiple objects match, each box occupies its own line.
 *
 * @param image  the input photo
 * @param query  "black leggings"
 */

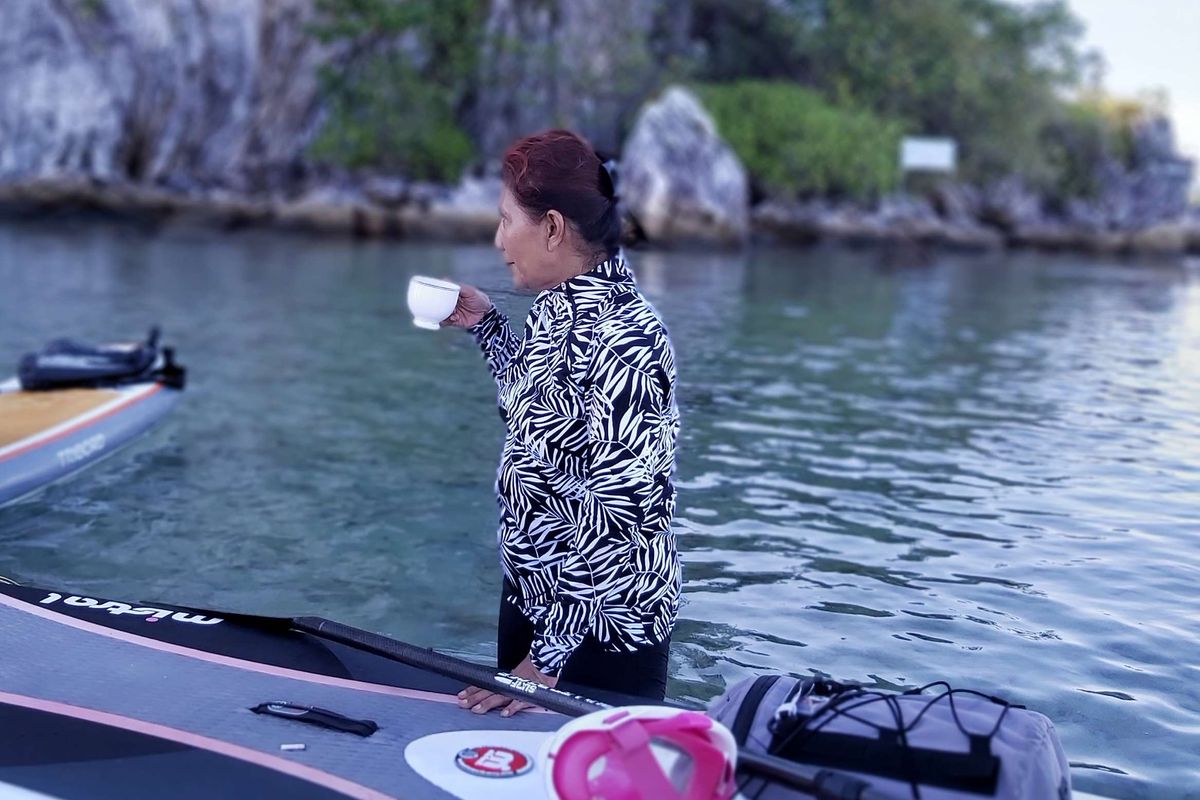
xmin=497 ymin=581 xmax=670 ymax=701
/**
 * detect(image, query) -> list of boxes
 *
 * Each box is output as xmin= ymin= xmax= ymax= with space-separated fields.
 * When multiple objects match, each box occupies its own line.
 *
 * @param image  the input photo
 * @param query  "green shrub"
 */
xmin=309 ymin=56 xmax=473 ymax=182
xmin=307 ymin=0 xmax=483 ymax=182
xmin=696 ymin=81 xmax=904 ymax=200
xmin=689 ymin=0 xmax=1094 ymax=186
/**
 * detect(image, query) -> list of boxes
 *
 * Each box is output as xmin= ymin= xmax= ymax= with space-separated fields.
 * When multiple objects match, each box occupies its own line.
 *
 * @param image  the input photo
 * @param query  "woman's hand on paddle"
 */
xmin=457 ymin=654 xmax=558 ymax=718
xmin=441 ymin=283 xmax=491 ymax=329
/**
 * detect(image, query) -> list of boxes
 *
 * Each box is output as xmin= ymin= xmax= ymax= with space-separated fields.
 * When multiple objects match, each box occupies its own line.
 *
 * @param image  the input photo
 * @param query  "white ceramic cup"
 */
xmin=406 ymin=276 xmax=460 ymax=330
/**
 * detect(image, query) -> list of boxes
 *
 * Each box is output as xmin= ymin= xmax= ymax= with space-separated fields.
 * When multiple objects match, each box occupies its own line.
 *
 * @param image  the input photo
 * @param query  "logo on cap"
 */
xmin=455 ymin=745 xmax=533 ymax=778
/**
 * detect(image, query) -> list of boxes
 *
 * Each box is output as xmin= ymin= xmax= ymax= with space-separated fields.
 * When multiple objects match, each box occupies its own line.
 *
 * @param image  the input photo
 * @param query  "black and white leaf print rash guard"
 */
xmin=470 ymin=255 xmax=681 ymax=677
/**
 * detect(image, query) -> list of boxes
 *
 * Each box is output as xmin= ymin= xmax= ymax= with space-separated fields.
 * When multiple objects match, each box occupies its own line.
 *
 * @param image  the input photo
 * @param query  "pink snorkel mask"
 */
xmin=544 ymin=706 xmax=738 ymax=800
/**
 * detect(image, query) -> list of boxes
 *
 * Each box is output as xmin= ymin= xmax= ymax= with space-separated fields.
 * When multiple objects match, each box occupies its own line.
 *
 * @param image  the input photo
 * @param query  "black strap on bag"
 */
xmin=768 ymin=682 xmax=1006 ymax=797
xmin=732 ymin=674 xmax=781 ymax=746
xmin=771 ymin=728 xmax=999 ymax=794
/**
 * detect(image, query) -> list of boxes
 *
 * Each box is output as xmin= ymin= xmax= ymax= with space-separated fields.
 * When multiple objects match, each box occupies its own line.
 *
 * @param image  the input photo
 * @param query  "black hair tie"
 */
xmin=598 ymin=158 xmax=619 ymax=202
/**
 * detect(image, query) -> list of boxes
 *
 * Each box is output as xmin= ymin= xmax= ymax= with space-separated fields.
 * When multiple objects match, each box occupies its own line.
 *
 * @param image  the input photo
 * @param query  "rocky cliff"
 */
xmin=471 ymin=0 xmax=686 ymax=159
xmin=0 ymin=0 xmax=322 ymax=192
xmin=0 ymin=1 xmax=1194 ymax=256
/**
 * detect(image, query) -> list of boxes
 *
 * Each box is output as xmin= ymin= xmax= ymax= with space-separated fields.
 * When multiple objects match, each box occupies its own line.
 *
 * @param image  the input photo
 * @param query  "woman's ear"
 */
xmin=544 ymin=210 xmax=566 ymax=252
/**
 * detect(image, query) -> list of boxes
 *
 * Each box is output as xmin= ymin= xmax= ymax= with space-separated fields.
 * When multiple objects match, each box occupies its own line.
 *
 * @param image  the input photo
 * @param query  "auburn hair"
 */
xmin=501 ymin=129 xmax=620 ymax=259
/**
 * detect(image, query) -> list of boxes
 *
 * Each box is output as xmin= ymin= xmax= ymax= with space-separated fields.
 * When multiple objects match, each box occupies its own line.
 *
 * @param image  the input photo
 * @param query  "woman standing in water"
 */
xmin=443 ymin=129 xmax=681 ymax=716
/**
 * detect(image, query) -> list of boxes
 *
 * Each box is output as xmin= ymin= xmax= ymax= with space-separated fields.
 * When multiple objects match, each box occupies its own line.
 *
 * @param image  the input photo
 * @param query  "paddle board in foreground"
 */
xmin=0 ymin=579 xmax=612 ymax=800
xmin=0 ymin=580 xmax=1114 ymax=799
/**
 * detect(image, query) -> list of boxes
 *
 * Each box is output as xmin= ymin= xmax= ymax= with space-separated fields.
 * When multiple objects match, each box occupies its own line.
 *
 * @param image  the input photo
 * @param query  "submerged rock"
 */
xmin=621 ymin=86 xmax=748 ymax=247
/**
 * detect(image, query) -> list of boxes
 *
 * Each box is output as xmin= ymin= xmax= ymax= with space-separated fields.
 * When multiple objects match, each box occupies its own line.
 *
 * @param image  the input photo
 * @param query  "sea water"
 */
xmin=1 ymin=219 xmax=1197 ymax=798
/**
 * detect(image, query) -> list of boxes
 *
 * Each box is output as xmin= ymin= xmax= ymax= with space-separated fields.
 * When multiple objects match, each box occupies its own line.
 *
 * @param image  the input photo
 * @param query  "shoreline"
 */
xmin=2 ymin=176 xmax=1197 ymax=258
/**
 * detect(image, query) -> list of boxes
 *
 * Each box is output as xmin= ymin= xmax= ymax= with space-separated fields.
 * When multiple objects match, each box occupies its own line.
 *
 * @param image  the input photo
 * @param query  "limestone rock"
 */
xmin=1186 ymin=213 xmax=1200 ymax=254
xmin=274 ymin=186 xmax=363 ymax=233
xmin=1064 ymin=116 xmax=1194 ymax=230
xmin=1011 ymin=223 xmax=1083 ymax=251
xmin=750 ymin=196 xmax=1001 ymax=250
xmin=981 ymin=178 xmax=1043 ymax=231
xmin=362 ymin=176 xmax=411 ymax=208
xmin=750 ymin=200 xmax=824 ymax=244
xmin=931 ymin=183 xmax=983 ymax=224
xmin=1077 ymin=231 xmax=1129 ymax=254
xmin=1127 ymin=223 xmax=1188 ymax=255
xmin=470 ymin=0 xmax=687 ymax=158
xmin=0 ymin=0 xmax=322 ymax=190
xmin=425 ymin=177 xmax=503 ymax=241
xmin=621 ymin=87 xmax=748 ymax=247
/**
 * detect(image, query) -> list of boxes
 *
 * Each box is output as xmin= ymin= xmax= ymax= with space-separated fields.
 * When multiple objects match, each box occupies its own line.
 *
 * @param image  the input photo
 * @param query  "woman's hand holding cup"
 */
xmin=441 ymin=284 xmax=492 ymax=329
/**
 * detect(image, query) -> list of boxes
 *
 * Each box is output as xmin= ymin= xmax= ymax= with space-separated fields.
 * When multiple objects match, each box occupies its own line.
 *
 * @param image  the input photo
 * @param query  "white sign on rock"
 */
xmin=900 ymin=137 xmax=958 ymax=173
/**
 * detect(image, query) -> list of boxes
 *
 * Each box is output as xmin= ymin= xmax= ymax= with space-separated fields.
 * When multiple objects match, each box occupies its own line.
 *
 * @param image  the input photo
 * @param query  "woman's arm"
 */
xmin=470 ymin=305 xmax=521 ymax=381
xmin=441 ymin=284 xmax=520 ymax=380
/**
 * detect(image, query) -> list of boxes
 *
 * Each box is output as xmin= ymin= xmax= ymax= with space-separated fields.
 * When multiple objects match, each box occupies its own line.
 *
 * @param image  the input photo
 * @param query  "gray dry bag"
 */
xmin=709 ymin=676 xmax=1071 ymax=799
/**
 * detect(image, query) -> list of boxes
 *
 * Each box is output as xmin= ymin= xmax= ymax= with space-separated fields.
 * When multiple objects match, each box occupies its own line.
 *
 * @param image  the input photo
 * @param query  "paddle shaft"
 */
xmin=292 ymin=615 xmax=893 ymax=800
xmin=293 ymin=615 xmax=605 ymax=715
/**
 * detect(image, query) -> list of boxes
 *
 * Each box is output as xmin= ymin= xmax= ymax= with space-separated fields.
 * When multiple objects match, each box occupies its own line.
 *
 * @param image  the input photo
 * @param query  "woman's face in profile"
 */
xmin=495 ymin=185 xmax=553 ymax=291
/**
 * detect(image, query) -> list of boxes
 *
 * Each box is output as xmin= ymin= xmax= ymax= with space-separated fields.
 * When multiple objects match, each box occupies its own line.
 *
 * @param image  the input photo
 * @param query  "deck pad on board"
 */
xmin=0 ymin=389 xmax=121 ymax=448
xmin=0 ymin=697 xmax=371 ymax=800
xmin=0 ymin=382 xmax=178 ymax=508
xmin=0 ymin=585 xmax=564 ymax=800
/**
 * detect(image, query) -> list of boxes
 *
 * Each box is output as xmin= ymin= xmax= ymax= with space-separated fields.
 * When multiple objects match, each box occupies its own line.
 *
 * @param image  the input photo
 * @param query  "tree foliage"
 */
xmin=1040 ymin=94 xmax=1157 ymax=201
xmin=687 ymin=0 xmax=821 ymax=83
xmin=698 ymin=81 xmax=902 ymax=200
xmin=308 ymin=0 xmax=485 ymax=180
xmin=689 ymin=0 xmax=1099 ymax=186
xmin=309 ymin=0 xmax=1122 ymax=197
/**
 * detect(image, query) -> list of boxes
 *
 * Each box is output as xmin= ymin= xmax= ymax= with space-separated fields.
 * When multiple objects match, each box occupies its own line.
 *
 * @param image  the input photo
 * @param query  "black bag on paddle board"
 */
xmin=18 ymin=327 xmax=184 ymax=390
xmin=709 ymin=675 xmax=1071 ymax=799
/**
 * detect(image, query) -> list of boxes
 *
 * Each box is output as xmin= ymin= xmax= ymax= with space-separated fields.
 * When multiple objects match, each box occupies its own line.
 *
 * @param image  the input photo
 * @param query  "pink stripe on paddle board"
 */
xmin=0 ymin=591 xmax=459 ymax=705
xmin=0 ymin=690 xmax=394 ymax=800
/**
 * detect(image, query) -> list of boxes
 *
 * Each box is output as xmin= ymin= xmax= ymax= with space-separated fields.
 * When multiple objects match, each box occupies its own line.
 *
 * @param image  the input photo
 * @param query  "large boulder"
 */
xmin=620 ymin=86 xmax=749 ymax=247
xmin=0 ymin=0 xmax=323 ymax=192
